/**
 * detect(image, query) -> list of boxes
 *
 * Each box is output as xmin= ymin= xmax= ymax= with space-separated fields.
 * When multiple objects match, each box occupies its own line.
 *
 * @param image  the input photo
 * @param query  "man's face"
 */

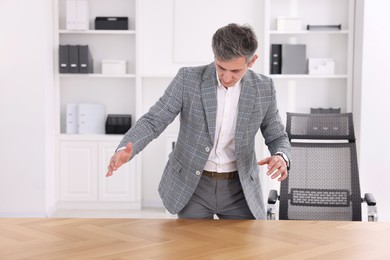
xmin=215 ymin=55 xmax=258 ymax=88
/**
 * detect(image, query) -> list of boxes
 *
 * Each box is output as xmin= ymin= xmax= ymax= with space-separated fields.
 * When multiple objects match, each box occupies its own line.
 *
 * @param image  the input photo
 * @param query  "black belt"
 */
xmin=202 ymin=170 xmax=239 ymax=180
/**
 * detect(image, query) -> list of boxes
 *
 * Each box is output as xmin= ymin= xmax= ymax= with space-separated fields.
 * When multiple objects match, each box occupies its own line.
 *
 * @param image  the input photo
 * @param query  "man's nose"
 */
xmin=222 ymin=71 xmax=233 ymax=82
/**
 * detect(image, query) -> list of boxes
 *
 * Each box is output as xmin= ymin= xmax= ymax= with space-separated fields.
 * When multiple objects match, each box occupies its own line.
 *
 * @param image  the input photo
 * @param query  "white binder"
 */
xmin=66 ymin=103 xmax=78 ymax=134
xmin=66 ymin=0 xmax=77 ymax=30
xmin=66 ymin=0 xmax=89 ymax=30
xmin=78 ymin=104 xmax=106 ymax=134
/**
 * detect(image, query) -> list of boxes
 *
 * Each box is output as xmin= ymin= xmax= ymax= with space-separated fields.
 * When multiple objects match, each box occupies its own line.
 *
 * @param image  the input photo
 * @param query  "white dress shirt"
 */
xmin=203 ymin=74 xmax=241 ymax=173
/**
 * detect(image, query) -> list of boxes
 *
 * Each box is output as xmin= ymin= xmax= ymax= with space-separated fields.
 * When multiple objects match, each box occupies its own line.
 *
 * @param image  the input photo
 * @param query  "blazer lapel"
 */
xmin=235 ymin=73 xmax=256 ymax=142
xmin=201 ymin=63 xmax=218 ymax=144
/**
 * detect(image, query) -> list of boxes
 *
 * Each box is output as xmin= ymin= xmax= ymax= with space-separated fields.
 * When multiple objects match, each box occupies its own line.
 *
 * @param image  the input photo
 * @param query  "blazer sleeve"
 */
xmin=260 ymin=79 xmax=291 ymax=159
xmin=117 ymin=68 xmax=185 ymax=159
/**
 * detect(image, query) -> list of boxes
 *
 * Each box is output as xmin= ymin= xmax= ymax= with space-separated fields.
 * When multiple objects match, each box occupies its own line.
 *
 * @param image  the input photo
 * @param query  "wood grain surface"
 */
xmin=0 ymin=218 xmax=389 ymax=259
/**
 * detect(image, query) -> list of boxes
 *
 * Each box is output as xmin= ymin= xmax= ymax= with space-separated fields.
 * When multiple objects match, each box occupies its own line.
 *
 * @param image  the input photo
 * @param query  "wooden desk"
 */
xmin=0 ymin=218 xmax=389 ymax=259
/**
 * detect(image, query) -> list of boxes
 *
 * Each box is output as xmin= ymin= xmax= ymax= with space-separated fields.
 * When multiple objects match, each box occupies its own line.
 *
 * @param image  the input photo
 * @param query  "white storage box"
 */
xmin=308 ymin=58 xmax=335 ymax=75
xmin=276 ymin=17 xmax=302 ymax=31
xmin=102 ymin=60 xmax=127 ymax=75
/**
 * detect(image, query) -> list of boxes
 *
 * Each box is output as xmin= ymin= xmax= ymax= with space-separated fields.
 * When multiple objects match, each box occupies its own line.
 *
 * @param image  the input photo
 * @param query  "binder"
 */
xmin=270 ymin=44 xmax=282 ymax=74
xmin=59 ymin=45 xmax=69 ymax=73
xmin=66 ymin=103 xmax=78 ymax=134
xmin=281 ymin=44 xmax=307 ymax=74
xmin=66 ymin=0 xmax=89 ymax=30
xmin=68 ymin=45 xmax=79 ymax=73
xmin=78 ymin=45 xmax=93 ymax=73
xmin=78 ymin=104 xmax=106 ymax=134
xmin=66 ymin=0 xmax=77 ymax=30
xmin=76 ymin=0 xmax=89 ymax=30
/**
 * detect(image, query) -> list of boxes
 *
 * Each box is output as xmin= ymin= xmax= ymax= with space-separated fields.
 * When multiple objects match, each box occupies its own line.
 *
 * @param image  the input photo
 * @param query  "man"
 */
xmin=106 ymin=23 xmax=291 ymax=220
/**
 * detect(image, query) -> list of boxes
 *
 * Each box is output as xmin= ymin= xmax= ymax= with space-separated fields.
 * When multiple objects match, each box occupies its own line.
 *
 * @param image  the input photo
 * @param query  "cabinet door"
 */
xmin=98 ymin=141 xmax=138 ymax=201
xmin=60 ymin=141 xmax=98 ymax=201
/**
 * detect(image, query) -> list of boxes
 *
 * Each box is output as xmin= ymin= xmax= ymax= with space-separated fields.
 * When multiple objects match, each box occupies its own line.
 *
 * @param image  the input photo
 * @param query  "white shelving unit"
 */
xmin=53 ymin=0 xmax=142 ymax=211
xmin=261 ymin=0 xmax=355 ymax=117
xmin=258 ymin=0 xmax=356 ymax=200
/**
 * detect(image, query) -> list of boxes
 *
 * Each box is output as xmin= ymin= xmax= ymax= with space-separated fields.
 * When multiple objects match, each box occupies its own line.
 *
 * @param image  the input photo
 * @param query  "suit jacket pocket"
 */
xmin=169 ymin=155 xmax=183 ymax=174
xmin=250 ymin=168 xmax=260 ymax=181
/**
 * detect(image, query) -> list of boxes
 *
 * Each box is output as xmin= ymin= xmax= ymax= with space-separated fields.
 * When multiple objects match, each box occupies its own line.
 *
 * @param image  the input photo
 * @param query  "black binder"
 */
xmin=59 ymin=45 xmax=69 ymax=73
xmin=78 ymin=45 xmax=93 ymax=73
xmin=270 ymin=44 xmax=282 ymax=74
xmin=68 ymin=45 xmax=79 ymax=73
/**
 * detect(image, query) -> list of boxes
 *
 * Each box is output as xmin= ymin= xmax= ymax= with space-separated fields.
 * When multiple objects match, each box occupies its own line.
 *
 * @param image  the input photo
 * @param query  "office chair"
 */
xmin=310 ymin=107 xmax=341 ymax=114
xmin=267 ymin=112 xmax=378 ymax=221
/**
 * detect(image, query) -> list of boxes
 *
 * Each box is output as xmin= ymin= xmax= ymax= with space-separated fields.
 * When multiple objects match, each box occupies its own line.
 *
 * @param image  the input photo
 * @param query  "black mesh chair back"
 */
xmin=280 ymin=112 xmax=362 ymax=221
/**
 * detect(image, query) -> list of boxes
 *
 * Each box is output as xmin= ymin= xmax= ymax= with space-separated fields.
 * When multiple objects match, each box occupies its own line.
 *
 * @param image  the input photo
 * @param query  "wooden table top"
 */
xmin=0 ymin=218 xmax=389 ymax=259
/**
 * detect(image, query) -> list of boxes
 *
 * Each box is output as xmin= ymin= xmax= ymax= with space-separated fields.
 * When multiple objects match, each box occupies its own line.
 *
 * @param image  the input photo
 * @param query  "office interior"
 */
xmin=0 ymin=0 xmax=389 ymax=221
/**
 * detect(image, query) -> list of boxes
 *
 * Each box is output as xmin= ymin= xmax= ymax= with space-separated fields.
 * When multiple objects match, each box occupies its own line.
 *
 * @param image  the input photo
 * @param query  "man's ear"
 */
xmin=248 ymin=54 xmax=258 ymax=68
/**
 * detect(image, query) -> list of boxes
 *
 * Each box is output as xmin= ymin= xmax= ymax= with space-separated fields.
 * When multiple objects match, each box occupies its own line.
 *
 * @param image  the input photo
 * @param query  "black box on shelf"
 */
xmin=105 ymin=114 xmax=132 ymax=134
xmin=95 ymin=17 xmax=128 ymax=30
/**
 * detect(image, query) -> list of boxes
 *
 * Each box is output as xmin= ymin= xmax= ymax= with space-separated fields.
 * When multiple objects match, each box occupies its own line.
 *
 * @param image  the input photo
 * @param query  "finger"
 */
xmin=110 ymin=158 xmax=118 ymax=171
xmin=267 ymin=167 xmax=279 ymax=177
xmin=258 ymin=157 xmax=271 ymax=165
xmin=267 ymin=157 xmax=280 ymax=171
xmin=106 ymin=169 xmax=113 ymax=177
xmin=278 ymin=170 xmax=288 ymax=182
xmin=270 ymin=165 xmax=286 ymax=179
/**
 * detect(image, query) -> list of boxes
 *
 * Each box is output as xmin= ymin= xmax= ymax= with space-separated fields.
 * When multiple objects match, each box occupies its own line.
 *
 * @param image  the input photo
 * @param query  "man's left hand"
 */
xmin=258 ymin=155 xmax=288 ymax=182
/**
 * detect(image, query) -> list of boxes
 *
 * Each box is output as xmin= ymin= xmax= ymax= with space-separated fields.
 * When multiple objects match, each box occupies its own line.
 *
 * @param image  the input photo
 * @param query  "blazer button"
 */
xmin=195 ymin=171 xmax=201 ymax=176
xmin=205 ymin=147 xmax=210 ymax=152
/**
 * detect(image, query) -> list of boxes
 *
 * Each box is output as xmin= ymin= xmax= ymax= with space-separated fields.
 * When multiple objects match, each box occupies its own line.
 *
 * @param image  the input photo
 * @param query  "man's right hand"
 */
xmin=106 ymin=142 xmax=133 ymax=177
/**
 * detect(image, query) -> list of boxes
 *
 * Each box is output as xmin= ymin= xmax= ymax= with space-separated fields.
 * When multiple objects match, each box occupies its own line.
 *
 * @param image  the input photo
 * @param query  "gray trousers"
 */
xmin=178 ymin=174 xmax=255 ymax=219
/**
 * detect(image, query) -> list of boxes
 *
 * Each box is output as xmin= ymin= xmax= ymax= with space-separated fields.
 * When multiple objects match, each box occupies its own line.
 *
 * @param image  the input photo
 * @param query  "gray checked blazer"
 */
xmin=118 ymin=62 xmax=291 ymax=219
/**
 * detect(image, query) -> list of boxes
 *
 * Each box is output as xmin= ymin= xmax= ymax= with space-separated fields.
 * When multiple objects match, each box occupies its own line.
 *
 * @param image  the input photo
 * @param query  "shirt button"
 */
xmin=195 ymin=171 xmax=201 ymax=176
xmin=205 ymin=147 xmax=210 ymax=152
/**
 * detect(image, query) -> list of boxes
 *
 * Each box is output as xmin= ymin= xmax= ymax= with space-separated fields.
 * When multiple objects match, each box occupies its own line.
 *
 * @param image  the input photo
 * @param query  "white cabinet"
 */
xmin=59 ymin=138 xmax=141 ymax=209
xmin=54 ymin=0 xmax=142 ymax=210
xmin=261 ymin=0 xmax=355 ymax=122
xmin=60 ymin=141 xmax=98 ymax=201
xmin=98 ymin=141 xmax=139 ymax=202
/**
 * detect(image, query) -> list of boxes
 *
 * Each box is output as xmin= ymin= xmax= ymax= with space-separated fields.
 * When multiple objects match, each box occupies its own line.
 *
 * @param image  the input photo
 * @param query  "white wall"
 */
xmin=355 ymin=0 xmax=390 ymax=221
xmin=0 ymin=0 xmax=54 ymax=217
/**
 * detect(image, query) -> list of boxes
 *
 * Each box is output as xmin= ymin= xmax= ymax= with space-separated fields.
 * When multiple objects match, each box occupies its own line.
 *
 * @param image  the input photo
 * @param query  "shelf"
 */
xmin=269 ymin=30 xmax=349 ymax=35
xmin=59 ymin=29 xmax=136 ymax=35
xmin=59 ymin=134 xmax=124 ymax=141
xmin=268 ymin=74 xmax=348 ymax=79
xmin=141 ymin=74 xmax=175 ymax=78
xmin=59 ymin=74 xmax=136 ymax=79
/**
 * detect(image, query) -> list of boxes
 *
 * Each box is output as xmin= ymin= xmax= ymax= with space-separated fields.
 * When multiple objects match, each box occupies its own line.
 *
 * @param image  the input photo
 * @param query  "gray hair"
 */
xmin=212 ymin=23 xmax=258 ymax=63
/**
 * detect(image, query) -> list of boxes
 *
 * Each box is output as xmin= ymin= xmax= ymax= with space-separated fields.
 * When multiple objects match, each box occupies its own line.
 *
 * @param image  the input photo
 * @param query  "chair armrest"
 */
xmin=363 ymin=193 xmax=378 ymax=221
xmin=268 ymin=190 xmax=278 ymax=204
xmin=364 ymin=193 xmax=376 ymax=206
xmin=267 ymin=190 xmax=279 ymax=220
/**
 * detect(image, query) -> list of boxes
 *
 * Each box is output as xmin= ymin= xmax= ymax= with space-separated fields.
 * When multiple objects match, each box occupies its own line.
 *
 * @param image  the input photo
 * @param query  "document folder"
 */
xmin=270 ymin=44 xmax=282 ymax=74
xmin=281 ymin=44 xmax=307 ymax=74
xmin=59 ymin=45 xmax=69 ymax=73
xmin=78 ymin=45 xmax=93 ymax=73
xmin=68 ymin=45 xmax=79 ymax=73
